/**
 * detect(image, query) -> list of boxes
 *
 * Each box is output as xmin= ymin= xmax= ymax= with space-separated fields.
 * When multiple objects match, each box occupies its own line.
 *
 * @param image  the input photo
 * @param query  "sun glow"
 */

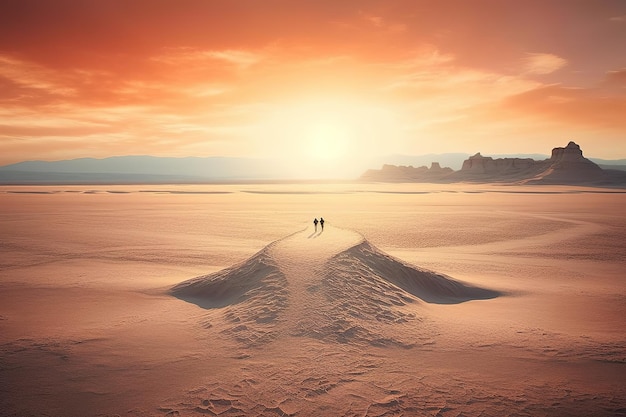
xmin=256 ymin=96 xmax=400 ymax=177
xmin=306 ymin=121 xmax=353 ymax=160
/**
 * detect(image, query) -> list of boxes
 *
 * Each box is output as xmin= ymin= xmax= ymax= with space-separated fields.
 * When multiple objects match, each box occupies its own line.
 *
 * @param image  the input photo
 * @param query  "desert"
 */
xmin=1 ymin=183 xmax=624 ymax=416
xmin=2 ymin=1 xmax=626 ymax=415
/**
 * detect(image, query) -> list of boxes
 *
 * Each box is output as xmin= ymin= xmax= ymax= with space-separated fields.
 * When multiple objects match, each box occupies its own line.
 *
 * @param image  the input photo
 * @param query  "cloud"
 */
xmin=0 ymin=54 xmax=79 ymax=105
xmin=0 ymin=49 xmax=262 ymax=163
xmin=358 ymin=11 xmax=407 ymax=33
xmin=604 ymin=68 xmax=626 ymax=87
xmin=502 ymin=84 xmax=626 ymax=130
xmin=153 ymin=48 xmax=263 ymax=69
xmin=358 ymin=12 xmax=384 ymax=27
xmin=390 ymin=46 xmax=456 ymax=70
xmin=381 ymin=47 xmax=539 ymax=116
xmin=206 ymin=50 xmax=263 ymax=68
xmin=609 ymin=15 xmax=626 ymax=22
xmin=523 ymin=53 xmax=567 ymax=75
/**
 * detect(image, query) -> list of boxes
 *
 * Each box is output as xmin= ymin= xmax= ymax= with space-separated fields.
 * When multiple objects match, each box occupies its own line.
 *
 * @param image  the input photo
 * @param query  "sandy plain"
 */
xmin=0 ymin=183 xmax=624 ymax=417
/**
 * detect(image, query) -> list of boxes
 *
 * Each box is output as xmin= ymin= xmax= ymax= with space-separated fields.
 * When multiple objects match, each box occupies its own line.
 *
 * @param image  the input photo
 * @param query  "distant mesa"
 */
xmin=530 ymin=141 xmax=606 ymax=184
xmin=460 ymin=152 xmax=537 ymax=176
xmin=361 ymin=141 xmax=626 ymax=185
xmin=456 ymin=141 xmax=609 ymax=184
xmin=361 ymin=162 xmax=454 ymax=182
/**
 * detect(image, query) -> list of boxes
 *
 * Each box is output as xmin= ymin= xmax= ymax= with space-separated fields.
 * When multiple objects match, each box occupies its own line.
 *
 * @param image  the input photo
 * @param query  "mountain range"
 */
xmin=0 ymin=144 xmax=625 ymax=185
xmin=0 ymin=156 xmax=287 ymax=184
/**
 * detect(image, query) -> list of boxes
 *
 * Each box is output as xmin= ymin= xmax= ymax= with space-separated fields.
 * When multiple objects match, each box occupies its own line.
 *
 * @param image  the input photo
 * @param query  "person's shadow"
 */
xmin=308 ymin=227 xmax=324 ymax=239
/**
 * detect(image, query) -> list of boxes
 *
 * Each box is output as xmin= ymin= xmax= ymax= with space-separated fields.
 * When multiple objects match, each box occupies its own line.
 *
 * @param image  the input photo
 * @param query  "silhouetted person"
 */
xmin=313 ymin=218 xmax=318 ymax=232
xmin=320 ymin=217 xmax=325 ymax=231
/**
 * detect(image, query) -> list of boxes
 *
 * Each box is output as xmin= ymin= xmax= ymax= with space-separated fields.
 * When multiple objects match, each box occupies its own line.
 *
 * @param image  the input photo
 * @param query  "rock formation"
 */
xmin=360 ymin=162 xmax=453 ymax=182
xmin=455 ymin=141 xmax=610 ymax=184
xmin=526 ymin=141 xmax=606 ymax=184
xmin=360 ymin=141 xmax=626 ymax=185
xmin=460 ymin=153 xmax=537 ymax=176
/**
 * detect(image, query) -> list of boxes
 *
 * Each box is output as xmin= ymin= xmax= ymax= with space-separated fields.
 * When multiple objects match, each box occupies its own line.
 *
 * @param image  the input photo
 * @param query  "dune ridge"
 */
xmin=171 ymin=226 xmax=500 ymax=349
xmin=171 ymin=242 xmax=289 ymax=347
xmin=327 ymin=239 xmax=499 ymax=304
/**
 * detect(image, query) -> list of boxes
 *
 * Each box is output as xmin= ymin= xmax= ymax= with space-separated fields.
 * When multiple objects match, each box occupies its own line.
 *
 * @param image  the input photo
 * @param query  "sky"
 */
xmin=1 ymin=0 xmax=625 ymax=177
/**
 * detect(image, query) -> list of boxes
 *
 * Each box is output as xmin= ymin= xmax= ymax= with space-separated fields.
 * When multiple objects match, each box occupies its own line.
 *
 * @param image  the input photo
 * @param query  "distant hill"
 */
xmin=0 ymin=156 xmax=286 ymax=184
xmin=590 ymin=158 xmax=626 ymax=171
xmin=361 ymin=142 xmax=626 ymax=186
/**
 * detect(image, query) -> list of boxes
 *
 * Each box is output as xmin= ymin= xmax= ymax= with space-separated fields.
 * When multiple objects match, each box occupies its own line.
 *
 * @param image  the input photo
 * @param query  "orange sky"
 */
xmin=1 ymin=0 xmax=625 ymax=176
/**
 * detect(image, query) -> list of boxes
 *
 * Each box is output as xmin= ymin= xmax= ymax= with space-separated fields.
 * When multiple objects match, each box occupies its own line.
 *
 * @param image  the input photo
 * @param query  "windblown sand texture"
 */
xmin=0 ymin=183 xmax=624 ymax=416
xmin=171 ymin=227 xmax=498 ymax=350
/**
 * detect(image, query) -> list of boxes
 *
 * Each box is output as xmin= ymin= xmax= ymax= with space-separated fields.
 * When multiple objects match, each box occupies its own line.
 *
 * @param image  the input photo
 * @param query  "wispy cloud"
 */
xmin=503 ymin=84 xmax=626 ymax=130
xmin=206 ymin=50 xmax=263 ymax=68
xmin=523 ymin=53 xmax=567 ymax=75
xmin=152 ymin=48 xmax=263 ymax=69
xmin=358 ymin=11 xmax=407 ymax=33
xmin=0 ymin=55 xmax=78 ymax=103
xmin=604 ymin=68 xmax=626 ymax=87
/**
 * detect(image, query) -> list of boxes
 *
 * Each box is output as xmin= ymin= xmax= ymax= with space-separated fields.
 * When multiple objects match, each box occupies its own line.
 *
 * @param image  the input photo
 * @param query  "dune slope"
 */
xmin=171 ymin=226 xmax=499 ymax=349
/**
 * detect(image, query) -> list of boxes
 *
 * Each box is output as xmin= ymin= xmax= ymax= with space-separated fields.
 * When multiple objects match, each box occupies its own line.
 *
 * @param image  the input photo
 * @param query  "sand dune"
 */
xmin=329 ymin=239 xmax=499 ymax=304
xmin=171 ymin=227 xmax=499 ymax=350
xmin=165 ymin=227 xmax=508 ymax=415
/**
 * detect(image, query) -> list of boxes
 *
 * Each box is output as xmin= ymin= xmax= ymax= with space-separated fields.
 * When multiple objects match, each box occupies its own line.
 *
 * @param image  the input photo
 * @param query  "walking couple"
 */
xmin=313 ymin=217 xmax=325 ymax=232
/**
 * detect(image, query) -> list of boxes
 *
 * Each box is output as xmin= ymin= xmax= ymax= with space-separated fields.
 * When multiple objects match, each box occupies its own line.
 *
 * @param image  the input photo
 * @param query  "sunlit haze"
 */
xmin=1 ymin=0 xmax=625 ymax=177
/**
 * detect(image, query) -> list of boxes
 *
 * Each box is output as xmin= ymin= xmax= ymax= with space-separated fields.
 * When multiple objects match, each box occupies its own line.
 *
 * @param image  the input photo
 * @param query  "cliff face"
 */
xmin=460 ymin=153 xmax=539 ymax=175
xmin=360 ymin=142 xmax=625 ymax=185
xmin=455 ymin=141 xmax=613 ymax=184
xmin=525 ymin=141 xmax=606 ymax=184
xmin=551 ymin=141 xmax=584 ymax=162
xmin=361 ymin=162 xmax=453 ymax=182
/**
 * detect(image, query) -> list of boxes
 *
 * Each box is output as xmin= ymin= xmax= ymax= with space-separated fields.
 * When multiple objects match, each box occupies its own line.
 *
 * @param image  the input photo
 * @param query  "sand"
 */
xmin=0 ymin=183 xmax=624 ymax=416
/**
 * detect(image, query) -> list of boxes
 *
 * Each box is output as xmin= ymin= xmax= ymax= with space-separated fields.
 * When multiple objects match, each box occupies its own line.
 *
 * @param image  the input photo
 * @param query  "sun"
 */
xmin=255 ymin=95 xmax=400 ymax=177
xmin=306 ymin=121 xmax=352 ymax=160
